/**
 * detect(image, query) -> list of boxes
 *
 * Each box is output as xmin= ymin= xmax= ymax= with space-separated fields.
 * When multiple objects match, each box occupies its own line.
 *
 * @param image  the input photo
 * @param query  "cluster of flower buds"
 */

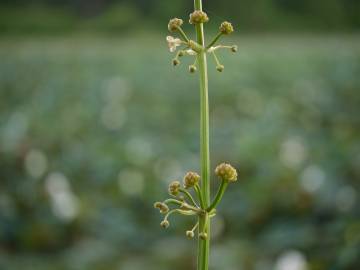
xmin=154 ymin=162 xmax=238 ymax=240
xmin=166 ymin=11 xmax=237 ymax=73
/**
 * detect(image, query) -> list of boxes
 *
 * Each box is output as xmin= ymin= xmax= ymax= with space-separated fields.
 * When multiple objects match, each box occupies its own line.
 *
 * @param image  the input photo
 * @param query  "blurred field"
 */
xmin=0 ymin=34 xmax=360 ymax=270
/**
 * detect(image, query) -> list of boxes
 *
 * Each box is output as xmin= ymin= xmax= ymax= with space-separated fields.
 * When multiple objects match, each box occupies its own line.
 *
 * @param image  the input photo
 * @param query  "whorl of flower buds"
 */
xmin=219 ymin=21 xmax=234 ymax=35
xmin=183 ymin=171 xmax=200 ymax=188
xmin=168 ymin=18 xmax=184 ymax=32
xmin=154 ymin=202 xmax=169 ymax=214
xmin=189 ymin=10 xmax=209 ymax=24
xmin=215 ymin=163 xmax=237 ymax=182
xmin=160 ymin=220 xmax=170 ymax=228
xmin=168 ymin=181 xmax=181 ymax=196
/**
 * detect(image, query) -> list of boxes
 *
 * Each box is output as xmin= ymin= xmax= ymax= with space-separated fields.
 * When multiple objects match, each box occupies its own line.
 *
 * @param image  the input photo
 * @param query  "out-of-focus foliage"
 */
xmin=0 ymin=34 xmax=359 ymax=270
xmin=0 ymin=0 xmax=360 ymax=34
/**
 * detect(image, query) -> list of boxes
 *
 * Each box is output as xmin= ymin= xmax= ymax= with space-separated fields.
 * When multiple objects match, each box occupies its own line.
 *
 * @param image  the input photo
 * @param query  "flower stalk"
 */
xmin=155 ymin=1 xmax=239 ymax=270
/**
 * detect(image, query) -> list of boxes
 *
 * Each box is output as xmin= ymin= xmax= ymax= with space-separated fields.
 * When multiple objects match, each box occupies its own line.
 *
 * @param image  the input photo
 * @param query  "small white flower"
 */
xmin=185 ymin=49 xmax=197 ymax=56
xmin=166 ymin=36 xmax=182 ymax=52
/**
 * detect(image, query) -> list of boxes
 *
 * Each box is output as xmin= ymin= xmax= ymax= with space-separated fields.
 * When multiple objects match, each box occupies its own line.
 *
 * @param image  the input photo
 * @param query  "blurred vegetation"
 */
xmin=0 ymin=0 xmax=360 ymax=34
xmin=0 ymin=34 xmax=359 ymax=269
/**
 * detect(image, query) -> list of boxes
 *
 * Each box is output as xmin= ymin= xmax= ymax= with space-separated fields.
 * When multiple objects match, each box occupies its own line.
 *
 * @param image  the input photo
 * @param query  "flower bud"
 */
xmin=183 ymin=171 xmax=200 ymax=188
xmin=168 ymin=180 xmax=181 ymax=196
xmin=186 ymin=230 xmax=195 ymax=238
xmin=231 ymin=45 xmax=238 ymax=53
xmin=172 ymin=58 xmax=180 ymax=66
xmin=160 ymin=220 xmax=170 ymax=229
xmin=199 ymin=232 xmax=208 ymax=240
xmin=189 ymin=65 xmax=197 ymax=73
xmin=154 ymin=202 xmax=169 ymax=214
xmin=215 ymin=162 xmax=237 ymax=182
xmin=216 ymin=65 xmax=224 ymax=72
xmin=219 ymin=21 xmax=234 ymax=35
xmin=168 ymin=18 xmax=184 ymax=32
xmin=189 ymin=10 xmax=209 ymax=24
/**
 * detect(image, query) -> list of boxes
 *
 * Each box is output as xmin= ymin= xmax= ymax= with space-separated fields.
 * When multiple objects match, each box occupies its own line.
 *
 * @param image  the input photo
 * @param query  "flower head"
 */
xmin=216 ymin=65 xmax=224 ymax=72
xmin=219 ymin=21 xmax=234 ymax=35
xmin=166 ymin=36 xmax=182 ymax=52
xmin=160 ymin=220 xmax=170 ymax=229
xmin=186 ymin=230 xmax=195 ymax=238
xmin=168 ymin=18 xmax=183 ymax=32
xmin=154 ymin=202 xmax=169 ymax=214
xmin=189 ymin=10 xmax=209 ymax=24
xmin=168 ymin=181 xmax=181 ymax=196
xmin=215 ymin=163 xmax=237 ymax=182
xmin=183 ymin=171 xmax=200 ymax=188
xmin=189 ymin=65 xmax=197 ymax=73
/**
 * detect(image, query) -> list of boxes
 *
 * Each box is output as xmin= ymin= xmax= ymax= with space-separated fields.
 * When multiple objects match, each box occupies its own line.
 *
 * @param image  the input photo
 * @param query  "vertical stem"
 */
xmin=194 ymin=1 xmax=210 ymax=270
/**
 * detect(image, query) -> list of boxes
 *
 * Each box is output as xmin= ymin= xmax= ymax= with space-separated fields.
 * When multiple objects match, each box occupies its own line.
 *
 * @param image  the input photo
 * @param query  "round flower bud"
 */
xmin=215 ymin=162 xmax=238 ymax=182
xmin=172 ymin=58 xmax=180 ymax=66
xmin=216 ymin=65 xmax=224 ymax=72
xmin=231 ymin=45 xmax=238 ymax=53
xmin=189 ymin=10 xmax=209 ymax=24
xmin=199 ymin=232 xmax=208 ymax=240
xmin=183 ymin=171 xmax=200 ymax=188
xmin=219 ymin=21 xmax=234 ymax=35
xmin=186 ymin=230 xmax=195 ymax=238
xmin=168 ymin=18 xmax=183 ymax=32
xmin=160 ymin=220 xmax=170 ymax=229
xmin=189 ymin=65 xmax=197 ymax=73
xmin=168 ymin=180 xmax=181 ymax=196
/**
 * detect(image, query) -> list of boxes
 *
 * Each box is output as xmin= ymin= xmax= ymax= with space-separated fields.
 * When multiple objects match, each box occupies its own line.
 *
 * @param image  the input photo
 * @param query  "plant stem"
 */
xmin=207 ymin=180 xmax=228 ymax=211
xmin=194 ymin=1 xmax=210 ymax=270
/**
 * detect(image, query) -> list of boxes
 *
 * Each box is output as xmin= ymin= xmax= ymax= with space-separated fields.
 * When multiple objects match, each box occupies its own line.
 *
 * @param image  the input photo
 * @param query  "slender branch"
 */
xmin=177 ymin=27 xmax=190 ymax=42
xmin=179 ymin=188 xmax=199 ymax=208
xmin=206 ymin=32 xmax=223 ymax=49
xmin=163 ymin=198 xmax=183 ymax=207
xmin=194 ymin=184 xmax=205 ymax=209
xmin=207 ymin=180 xmax=228 ymax=212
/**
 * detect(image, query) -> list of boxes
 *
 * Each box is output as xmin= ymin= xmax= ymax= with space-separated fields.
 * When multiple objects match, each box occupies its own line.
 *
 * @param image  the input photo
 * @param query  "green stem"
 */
xmin=194 ymin=1 xmax=210 ymax=270
xmin=207 ymin=180 xmax=228 ymax=211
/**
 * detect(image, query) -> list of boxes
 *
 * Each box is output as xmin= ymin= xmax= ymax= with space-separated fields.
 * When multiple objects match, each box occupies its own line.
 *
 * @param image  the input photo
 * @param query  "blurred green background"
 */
xmin=0 ymin=1 xmax=359 ymax=270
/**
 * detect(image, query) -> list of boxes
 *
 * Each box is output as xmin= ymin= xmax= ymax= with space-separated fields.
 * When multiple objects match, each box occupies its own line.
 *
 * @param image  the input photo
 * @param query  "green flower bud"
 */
xmin=168 ymin=180 xmax=181 ymax=196
xmin=189 ymin=65 xmax=197 ymax=73
xmin=183 ymin=171 xmax=200 ymax=188
xmin=189 ymin=10 xmax=209 ymax=24
xmin=154 ymin=202 xmax=169 ymax=214
xmin=219 ymin=21 xmax=234 ymax=35
xmin=172 ymin=58 xmax=180 ymax=66
xmin=216 ymin=65 xmax=224 ymax=72
xmin=186 ymin=230 xmax=195 ymax=238
xmin=215 ymin=162 xmax=238 ymax=182
xmin=168 ymin=18 xmax=184 ymax=32
xmin=199 ymin=232 xmax=208 ymax=240
xmin=231 ymin=45 xmax=238 ymax=53
xmin=160 ymin=220 xmax=170 ymax=229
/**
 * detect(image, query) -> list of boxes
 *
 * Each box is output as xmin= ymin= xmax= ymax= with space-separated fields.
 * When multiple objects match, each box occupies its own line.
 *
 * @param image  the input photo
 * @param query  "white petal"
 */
xmin=166 ymin=36 xmax=174 ymax=42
